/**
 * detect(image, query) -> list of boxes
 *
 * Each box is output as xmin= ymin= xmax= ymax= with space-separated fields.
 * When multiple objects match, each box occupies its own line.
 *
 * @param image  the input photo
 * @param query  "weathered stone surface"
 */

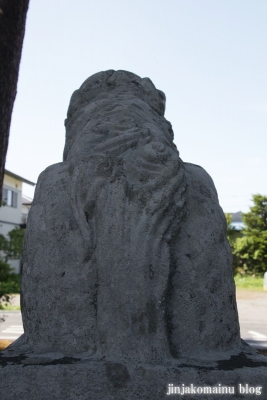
xmin=1 ymin=70 xmax=266 ymax=399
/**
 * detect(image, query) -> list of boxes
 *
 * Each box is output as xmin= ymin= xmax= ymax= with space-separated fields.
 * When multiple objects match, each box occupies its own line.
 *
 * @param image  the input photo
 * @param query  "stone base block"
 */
xmin=1 ymin=342 xmax=267 ymax=400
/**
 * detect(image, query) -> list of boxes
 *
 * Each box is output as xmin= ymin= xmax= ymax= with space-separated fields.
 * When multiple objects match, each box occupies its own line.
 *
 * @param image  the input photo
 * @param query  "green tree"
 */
xmin=234 ymin=195 xmax=267 ymax=275
xmin=0 ymin=259 xmax=20 ymax=308
xmin=225 ymin=213 xmax=237 ymax=248
xmin=0 ymin=227 xmax=24 ymax=309
xmin=0 ymin=226 xmax=25 ymax=262
xmin=225 ymin=213 xmax=240 ymax=274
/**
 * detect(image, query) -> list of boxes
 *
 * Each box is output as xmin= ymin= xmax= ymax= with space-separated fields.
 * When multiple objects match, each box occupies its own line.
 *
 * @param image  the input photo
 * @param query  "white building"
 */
xmin=0 ymin=169 xmax=35 ymax=273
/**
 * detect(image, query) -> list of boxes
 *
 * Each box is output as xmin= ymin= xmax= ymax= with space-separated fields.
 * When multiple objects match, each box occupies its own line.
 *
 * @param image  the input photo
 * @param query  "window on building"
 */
xmin=2 ymin=188 xmax=18 ymax=208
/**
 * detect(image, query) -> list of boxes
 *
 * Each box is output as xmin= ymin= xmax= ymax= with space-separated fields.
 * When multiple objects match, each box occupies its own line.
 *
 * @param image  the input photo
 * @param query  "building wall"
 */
xmin=0 ymin=174 xmax=24 ymax=274
xmin=0 ymin=222 xmax=20 ymax=237
xmin=0 ymin=174 xmax=22 ymax=226
xmin=22 ymin=204 xmax=28 ymax=224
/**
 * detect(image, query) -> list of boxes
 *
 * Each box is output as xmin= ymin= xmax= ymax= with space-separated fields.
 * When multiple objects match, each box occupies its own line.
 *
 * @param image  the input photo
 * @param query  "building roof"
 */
xmin=230 ymin=211 xmax=243 ymax=223
xmin=4 ymin=169 xmax=36 ymax=186
xmin=22 ymin=195 xmax=33 ymax=205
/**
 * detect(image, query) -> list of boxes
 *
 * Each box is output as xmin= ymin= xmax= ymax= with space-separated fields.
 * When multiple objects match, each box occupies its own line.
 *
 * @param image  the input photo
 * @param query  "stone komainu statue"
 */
xmin=18 ymin=70 xmax=240 ymax=363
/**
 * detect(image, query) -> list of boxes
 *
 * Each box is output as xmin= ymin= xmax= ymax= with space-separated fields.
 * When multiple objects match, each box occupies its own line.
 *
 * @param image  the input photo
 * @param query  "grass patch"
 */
xmin=0 ymin=304 xmax=20 ymax=311
xmin=234 ymin=274 xmax=265 ymax=291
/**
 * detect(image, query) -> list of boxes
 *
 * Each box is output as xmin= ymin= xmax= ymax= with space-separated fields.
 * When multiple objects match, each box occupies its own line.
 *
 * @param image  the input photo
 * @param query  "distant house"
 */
xmin=0 ymin=169 xmax=35 ymax=273
xmin=230 ymin=211 xmax=245 ymax=231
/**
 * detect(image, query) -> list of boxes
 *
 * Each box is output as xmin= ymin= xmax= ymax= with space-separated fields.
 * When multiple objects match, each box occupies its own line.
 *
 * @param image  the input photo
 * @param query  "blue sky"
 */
xmin=6 ymin=0 xmax=267 ymax=212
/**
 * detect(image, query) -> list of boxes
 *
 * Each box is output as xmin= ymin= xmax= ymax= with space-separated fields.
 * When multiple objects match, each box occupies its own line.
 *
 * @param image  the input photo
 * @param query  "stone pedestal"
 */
xmin=1 ymin=341 xmax=267 ymax=400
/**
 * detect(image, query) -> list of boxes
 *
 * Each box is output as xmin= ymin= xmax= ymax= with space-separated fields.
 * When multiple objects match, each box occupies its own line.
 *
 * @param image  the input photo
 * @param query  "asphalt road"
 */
xmin=236 ymin=289 xmax=267 ymax=349
xmin=0 ymin=312 xmax=23 ymax=340
xmin=0 ymin=290 xmax=266 ymax=349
